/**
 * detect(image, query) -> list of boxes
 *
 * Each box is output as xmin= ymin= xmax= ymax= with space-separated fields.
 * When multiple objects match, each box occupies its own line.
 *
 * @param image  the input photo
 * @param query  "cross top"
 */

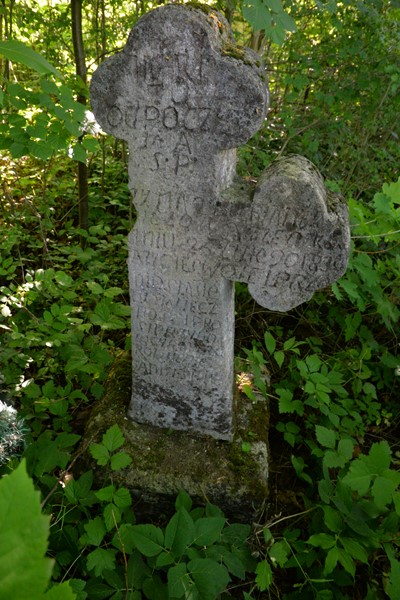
xmin=91 ymin=5 xmax=350 ymax=440
xmin=91 ymin=5 xmax=268 ymax=184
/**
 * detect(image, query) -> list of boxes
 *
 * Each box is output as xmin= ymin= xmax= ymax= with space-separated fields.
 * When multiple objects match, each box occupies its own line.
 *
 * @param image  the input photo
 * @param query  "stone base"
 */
xmin=80 ymin=352 xmax=269 ymax=523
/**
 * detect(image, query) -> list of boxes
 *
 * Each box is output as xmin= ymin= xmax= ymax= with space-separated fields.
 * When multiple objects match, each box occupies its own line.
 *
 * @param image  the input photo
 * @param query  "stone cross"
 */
xmin=90 ymin=5 xmax=350 ymax=441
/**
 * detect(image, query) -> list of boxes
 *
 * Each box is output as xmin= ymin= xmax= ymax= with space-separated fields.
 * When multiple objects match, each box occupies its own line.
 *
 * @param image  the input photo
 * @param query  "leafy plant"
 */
xmin=0 ymin=460 xmax=76 ymax=599
xmin=0 ymin=393 xmax=27 ymax=466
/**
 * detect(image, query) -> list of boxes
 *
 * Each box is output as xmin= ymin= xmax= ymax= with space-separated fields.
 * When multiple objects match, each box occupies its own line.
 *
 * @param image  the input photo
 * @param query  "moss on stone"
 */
xmin=80 ymin=350 xmax=269 ymax=522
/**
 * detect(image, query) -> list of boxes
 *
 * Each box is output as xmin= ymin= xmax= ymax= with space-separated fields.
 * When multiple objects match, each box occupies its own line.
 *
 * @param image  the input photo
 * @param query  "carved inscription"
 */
xmin=90 ymin=5 xmax=350 ymax=440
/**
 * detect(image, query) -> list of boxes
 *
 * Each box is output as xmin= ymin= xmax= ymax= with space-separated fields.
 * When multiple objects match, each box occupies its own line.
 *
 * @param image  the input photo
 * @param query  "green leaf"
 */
xmin=104 ymin=503 xmax=121 ymax=530
xmin=277 ymin=10 xmax=297 ymax=32
xmin=371 ymin=475 xmax=398 ymax=509
xmin=0 ymin=40 xmax=61 ymax=77
xmin=90 ymin=443 xmax=110 ymax=466
xmin=113 ymin=487 xmax=132 ymax=508
xmin=307 ymin=533 xmax=336 ymax=550
xmin=315 ymin=425 xmax=336 ymax=449
xmin=322 ymin=506 xmax=343 ymax=533
xmin=175 ymin=489 xmax=193 ymax=512
xmin=187 ymin=558 xmax=230 ymax=600
xmin=95 ymin=485 xmax=115 ymax=502
xmin=274 ymin=350 xmax=285 ymax=368
xmin=269 ymin=540 xmax=290 ymax=567
xmin=83 ymin=517 xmax=106 ymax=547
xmin=385 ymin=543 xmax=400 ymax=600
xmin=167 ymin=563 xmax=188 ymax=598
xmin=28 ymin=141 xmax=54 ymax=160
xmin=206 ymin=545 xmax=247 ymax=579
xmin=344 ymin=312 xmax=362 ymax=341
xmin=71 ymin=142 xmax=87 ymax=163
xmin=165 ymin=508 xmax=195 ymax=557
xmin=44 ymin=582 xmax=76 ymax=599
xmin=102 ymin=424 xmax=125 ymax=453
xmin=365 ymin=441 xmax=392 ymax=475
xmin=337 ymin=438 xmax=354 ymax=462
xmin=156 ymin=551 xmax=175 ymax=568
xmin=0 ymin=461 xmax=53 ymax=599
xmin=291 ymin=455 xmax=312 ymax=484
xmin=90 ymin=299 xmax=126 ymax=330
xmin=340 ymin=537 xmax=368 ymax=563
xmin=306 ymin=354 xmax=322 ymax=373
xmin=86 ymin=548 xmax=117 ymax=577
xmin=243 ymin=0 xmax=272 ymax=32
xmin=112 ymin=524 xmax=135 ymax=554
xmin=193 ymin=517 xmax=225 ymax=546
xmin=255 ymin=560 xmax=273 ymax=591
xmin=221 ymin=523 xmax=251 ymax=545
xmin=110 ymin=451 xmax=132 ymax=471
xmin=337 ymin=547 xmax=355 ymax=577
xmin=277 ymin=388 xmax=303 ymax=415
xmin=130 ymin=524 xmax=164 ymax=557
xmin=343 ymin=459 xmax=371 ymax=496
xmin=264 ymin=331 xmax=276 ymax=354
xmin=143 ymin=574 xmax=169 ymax=600
xmin=324 ymin=546 xmax=339 ymax=575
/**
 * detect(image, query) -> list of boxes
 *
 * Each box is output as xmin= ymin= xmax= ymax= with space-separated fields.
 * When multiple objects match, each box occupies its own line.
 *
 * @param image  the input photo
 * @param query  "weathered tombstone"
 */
xmin=90 ymin=5 xmax=350 ymax=442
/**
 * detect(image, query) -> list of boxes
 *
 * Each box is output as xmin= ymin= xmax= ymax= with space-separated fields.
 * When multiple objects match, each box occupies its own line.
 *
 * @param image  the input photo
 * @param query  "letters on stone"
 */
xmin=90 ymin=5 xmax=350 ymax=441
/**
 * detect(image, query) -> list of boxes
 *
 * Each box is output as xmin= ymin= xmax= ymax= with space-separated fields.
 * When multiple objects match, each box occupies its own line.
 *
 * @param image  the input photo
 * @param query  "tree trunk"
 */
xmin=71 ymin=0 xmax=89 ymax=243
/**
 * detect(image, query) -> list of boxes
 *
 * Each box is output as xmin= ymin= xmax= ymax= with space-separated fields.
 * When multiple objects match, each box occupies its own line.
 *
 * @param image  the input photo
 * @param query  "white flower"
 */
xmin=0 ymin=401 xmax=16 ymax=415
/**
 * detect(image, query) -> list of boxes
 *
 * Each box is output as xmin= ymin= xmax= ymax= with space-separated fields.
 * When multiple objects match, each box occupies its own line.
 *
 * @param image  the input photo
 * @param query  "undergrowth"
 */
xmin=0 ymin=144 xmax=399 ymax=599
